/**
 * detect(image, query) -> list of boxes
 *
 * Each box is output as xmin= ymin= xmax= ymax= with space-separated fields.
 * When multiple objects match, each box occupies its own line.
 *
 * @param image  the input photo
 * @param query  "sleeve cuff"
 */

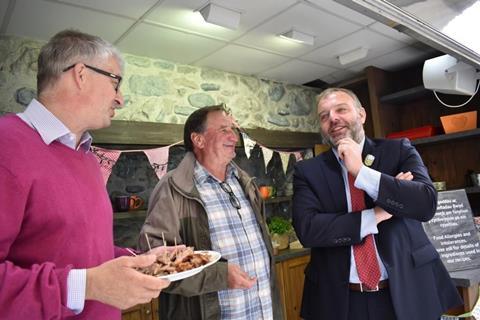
xmin=67 ymin=269 xmax=86 ymax=314
xmin=355 ymin=165 xmax=381 ymax=201
xmin=360 ymin=209 xmax=379 ymax=238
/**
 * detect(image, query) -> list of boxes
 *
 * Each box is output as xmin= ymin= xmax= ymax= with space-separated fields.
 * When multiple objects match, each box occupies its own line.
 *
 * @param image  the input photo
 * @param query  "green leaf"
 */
xmin=267 ymin=216 xmax=292 ymax=235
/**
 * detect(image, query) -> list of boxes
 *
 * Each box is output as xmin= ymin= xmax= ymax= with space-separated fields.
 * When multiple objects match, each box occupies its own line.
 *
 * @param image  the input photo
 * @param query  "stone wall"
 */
xmin=0 ymin=35 xmax=320 ymax=132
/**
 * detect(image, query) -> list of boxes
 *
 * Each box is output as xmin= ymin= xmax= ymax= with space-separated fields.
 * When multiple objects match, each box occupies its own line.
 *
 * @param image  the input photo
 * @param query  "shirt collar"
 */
xmin=194 ymin=161 xmax=238 ymax=185
xmin=17 ymin=99 xmax=92 ymax=152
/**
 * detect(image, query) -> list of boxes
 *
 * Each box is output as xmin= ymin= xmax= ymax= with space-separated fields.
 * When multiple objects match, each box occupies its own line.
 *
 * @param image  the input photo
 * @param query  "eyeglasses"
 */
xmin=63 ymin=63 xmax=122 ymax=92
xmin=219 ymin=181 xmax=241 ymax=210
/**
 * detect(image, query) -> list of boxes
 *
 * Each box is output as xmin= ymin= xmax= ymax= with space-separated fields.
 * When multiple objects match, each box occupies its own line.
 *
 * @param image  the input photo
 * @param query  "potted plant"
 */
xmin=268 ymin=216 xmax=292 ymax=250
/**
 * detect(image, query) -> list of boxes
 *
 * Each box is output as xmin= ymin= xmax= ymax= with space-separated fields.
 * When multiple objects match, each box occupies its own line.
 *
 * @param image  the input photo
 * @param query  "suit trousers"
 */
xmin=347 ymin=288 xmax=396 ymax=320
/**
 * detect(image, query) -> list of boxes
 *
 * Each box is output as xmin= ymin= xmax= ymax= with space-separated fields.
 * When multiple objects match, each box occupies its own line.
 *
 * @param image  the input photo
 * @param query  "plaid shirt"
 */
xmin=194 ymin=162 xmax=273 ymax=320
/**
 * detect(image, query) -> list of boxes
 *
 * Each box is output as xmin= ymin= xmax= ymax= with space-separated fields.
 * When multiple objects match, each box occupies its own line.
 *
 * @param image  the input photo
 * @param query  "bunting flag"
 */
xmin=241 ymin=132 xmax=256 ymax=159
xmin=303 ymin=149 xmax=314 ymax=160
xmin=294 ymin=152 xmax=303 ymax=162
xmin=279 ymin=152 xmax=291 ymax=174
xmin=143 ymin=146 xmax=170 ymax=180
xmin=90 ymin=127 xmax=311 ymax=184
xmin=260 ymin=146 xmax=274 ymax=173
xmin=90 ymin=141 xmax=181 ymax=185
xmin=278 ymin=151 xmax=303 ymax=175
xmin=91 ymin=146 xmax=122 ymax=184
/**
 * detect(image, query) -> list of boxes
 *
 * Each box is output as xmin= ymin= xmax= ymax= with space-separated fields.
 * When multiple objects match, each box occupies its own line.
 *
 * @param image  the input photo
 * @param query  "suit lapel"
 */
xmin=362 ymin=138 xmax=380 ymax=208
xmin=321 ymin=150 xmax=347 ymax=212
xmin=362 ymin=138 xmax=380 ymax=171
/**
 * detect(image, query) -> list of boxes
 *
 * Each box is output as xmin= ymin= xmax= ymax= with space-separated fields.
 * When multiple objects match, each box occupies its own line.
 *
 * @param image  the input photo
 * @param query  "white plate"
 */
xmin=157 ymin=250 xmax=221 ymax=282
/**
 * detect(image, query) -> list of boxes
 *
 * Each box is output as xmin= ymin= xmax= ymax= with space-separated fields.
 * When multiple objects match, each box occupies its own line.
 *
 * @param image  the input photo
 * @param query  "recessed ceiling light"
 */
xmin=337 ymin=47 xmax=369 ymax=65
xmin=279 ymin=29 xmax=315 ymax=45
xmin=196 ymin=2 xmax=242 ymax=30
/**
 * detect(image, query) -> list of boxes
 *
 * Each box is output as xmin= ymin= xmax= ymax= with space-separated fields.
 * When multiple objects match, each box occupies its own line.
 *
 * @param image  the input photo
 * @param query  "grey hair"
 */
xmin=315 ymin=87 xmax=362 ymax=109
xmin=37 ymin=29 xmax=124 ymax=94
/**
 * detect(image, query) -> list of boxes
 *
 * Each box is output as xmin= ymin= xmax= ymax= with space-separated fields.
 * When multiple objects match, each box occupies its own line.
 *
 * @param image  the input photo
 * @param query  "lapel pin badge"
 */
xmin=364 ymin=154 xmax=375 ymax=167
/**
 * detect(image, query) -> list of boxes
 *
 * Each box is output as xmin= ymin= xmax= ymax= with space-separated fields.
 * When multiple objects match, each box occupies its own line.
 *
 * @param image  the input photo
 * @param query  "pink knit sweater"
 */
xmin=0 ymin=115 xmax=120 ymax=319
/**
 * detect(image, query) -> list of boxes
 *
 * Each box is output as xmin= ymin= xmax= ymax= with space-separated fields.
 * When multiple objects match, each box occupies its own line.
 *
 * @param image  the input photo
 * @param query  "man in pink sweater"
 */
xmin=0 ymin=30 xmax=170 ymax=319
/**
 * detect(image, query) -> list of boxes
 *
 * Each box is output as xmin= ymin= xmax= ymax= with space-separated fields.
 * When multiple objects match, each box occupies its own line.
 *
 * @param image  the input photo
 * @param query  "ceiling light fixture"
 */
xmin=196 ymin=2 xmax=241 ymax=30
xmin=337 ymin=47 xmax=369 ymax=65
xmin=279 ymin=29 xmax=315 ymax=45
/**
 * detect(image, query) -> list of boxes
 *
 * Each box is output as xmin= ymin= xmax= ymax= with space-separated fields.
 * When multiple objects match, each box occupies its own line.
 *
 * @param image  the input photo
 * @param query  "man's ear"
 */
xmin=359 ymin=106 xmax=367 ymax=124
xmin=191 ymin=132 xmax=204 ymax=149
xmin=73 ymin=63 xmax=87 ymax=90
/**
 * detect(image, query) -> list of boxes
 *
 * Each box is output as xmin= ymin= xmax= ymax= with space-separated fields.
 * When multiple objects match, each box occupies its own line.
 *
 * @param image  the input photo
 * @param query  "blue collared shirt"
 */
xmin=194 ymin=162 xmax=273 ymax=320
xmin=17 ymin=99 xmax=89 ymax=314
xmin=17 ymin=99 xmax=92 ymax=151
xmin=331 ymin=138 xmax=388 ymax=283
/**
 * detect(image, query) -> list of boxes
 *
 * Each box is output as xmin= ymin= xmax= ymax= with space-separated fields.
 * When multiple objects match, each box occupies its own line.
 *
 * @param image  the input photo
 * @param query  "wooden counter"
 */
xmin=274 ymin=247 xmax=310 ymax=262
xmin=122 ymin=249 xmax=479 ymax=320
xmin=273 ymin=250 xmax=480 ymax=319
xmin=447 ymin=268 xmax=480 ymax=319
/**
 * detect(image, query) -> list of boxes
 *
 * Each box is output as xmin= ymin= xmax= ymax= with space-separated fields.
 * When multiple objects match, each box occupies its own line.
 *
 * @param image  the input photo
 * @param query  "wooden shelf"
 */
xmin=379 ymin=85 xmax=431 ymax=104
xmin=114 ymin=210 xmax=147 ymax=220
xmin=411 ymin=128 xmax=480 ymax=146
xmin=92 ymin=120 xmax=323 ymax=148
xmin=441 ymin=187 xmax=480 ymax=195
xmin=265 ymin=196 xmax=292 ymax=204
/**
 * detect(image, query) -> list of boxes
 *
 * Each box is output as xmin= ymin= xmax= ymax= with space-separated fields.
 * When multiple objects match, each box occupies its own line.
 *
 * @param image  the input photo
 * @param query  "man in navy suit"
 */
xmin=292 ymin=88 xmax=462 ymax=320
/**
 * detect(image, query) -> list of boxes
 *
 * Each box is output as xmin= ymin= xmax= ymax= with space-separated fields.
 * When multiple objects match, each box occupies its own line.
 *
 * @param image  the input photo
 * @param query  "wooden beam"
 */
xmin=366 ymin=66 xmax=390 ymax=138
xmin=91 ymin=121 xmax=182 ymax=145
xmin=91 ymin=120 xmax=323 ymax=149
xmin=244 ymin=127 xmax=323 ymax=149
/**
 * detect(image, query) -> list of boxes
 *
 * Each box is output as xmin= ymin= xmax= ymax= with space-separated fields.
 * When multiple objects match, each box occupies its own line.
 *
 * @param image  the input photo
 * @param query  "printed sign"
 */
xmin=423 ymin=189 xmax=480 ymax=272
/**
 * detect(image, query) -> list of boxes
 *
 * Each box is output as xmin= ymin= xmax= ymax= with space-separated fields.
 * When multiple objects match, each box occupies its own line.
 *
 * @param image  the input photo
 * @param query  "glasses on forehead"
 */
xmin=219 ymin=181 xmax=241 ymax=210
xmin=63 ymin=63 xmax=122 ymax=92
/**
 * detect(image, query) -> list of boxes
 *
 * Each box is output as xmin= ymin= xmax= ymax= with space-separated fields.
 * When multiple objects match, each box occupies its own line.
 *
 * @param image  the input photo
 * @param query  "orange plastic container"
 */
xmin=386 ymin=125 xmax=437 ymax=140
xmin=440 ymin=111 xmax=477 ymax=134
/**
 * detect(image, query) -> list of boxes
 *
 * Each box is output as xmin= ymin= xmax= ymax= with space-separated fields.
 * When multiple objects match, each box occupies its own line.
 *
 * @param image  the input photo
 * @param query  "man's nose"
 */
xmin=230 ymin=129 xmax=239 ymax=142
xmin=225 ymin=127 xmax=239 ymax=143
xmin=328 ymin=110 xmax=340 ymax=123
xmin=114 ymin=90 xmax=124 ymax=108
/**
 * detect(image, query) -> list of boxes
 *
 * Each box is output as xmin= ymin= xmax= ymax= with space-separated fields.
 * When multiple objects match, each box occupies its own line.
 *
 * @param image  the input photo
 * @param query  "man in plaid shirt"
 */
xmin=139 ymin=105 xmax=282 ymax=320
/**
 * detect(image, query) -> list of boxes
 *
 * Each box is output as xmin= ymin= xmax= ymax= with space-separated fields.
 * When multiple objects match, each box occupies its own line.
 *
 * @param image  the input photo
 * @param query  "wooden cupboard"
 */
xmin=275 ymin=253 xmax=311 ymax=320
xmin=122 ymin=298 xmax=159 ymax=320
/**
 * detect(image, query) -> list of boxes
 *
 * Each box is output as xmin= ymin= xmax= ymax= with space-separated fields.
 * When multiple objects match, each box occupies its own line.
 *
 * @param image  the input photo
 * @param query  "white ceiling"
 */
xmin=0 ymin=0 xmax=439 ymax=86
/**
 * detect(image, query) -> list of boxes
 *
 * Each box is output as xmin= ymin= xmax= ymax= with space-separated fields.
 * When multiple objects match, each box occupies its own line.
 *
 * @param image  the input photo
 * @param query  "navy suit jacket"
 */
xmin=292 ymin=137 xmax=462 ymax=320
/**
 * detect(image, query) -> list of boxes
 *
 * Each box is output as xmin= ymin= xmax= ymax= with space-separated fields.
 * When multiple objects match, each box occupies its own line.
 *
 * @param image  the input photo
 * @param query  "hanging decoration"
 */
xmin=240 ymin=130 xmax=308 ymax=175
xmin=279 ymin=152 xmax=292 ymax=174
xmin=303 ymin=149 xmax=314 ymax=160
xmin=90 ymin=146 xmax=122 ymax=184
xmin=294 ymin=152 xmax=303 ymax=162
xmin=241 ymin=132 xmax=256 ymax=159
xmin=143 ymin=146 xmax=170 ymax=179
xmin=260 ymin=146 xmax=274 ymax=173
xmin=90 ymin=141 xmax=182 ymax=184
